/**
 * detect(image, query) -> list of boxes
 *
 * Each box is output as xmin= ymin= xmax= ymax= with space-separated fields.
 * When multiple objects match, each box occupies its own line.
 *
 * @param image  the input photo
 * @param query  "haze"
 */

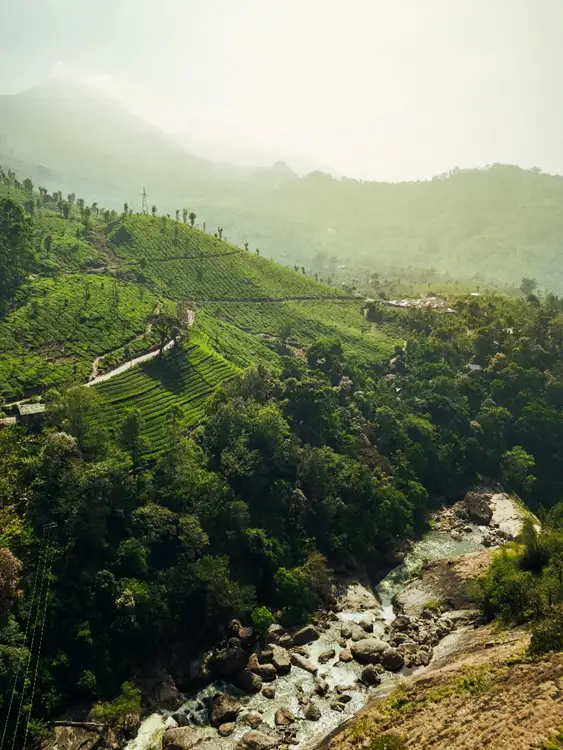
xmin=1 ymin=0 xmax=562 ymax=180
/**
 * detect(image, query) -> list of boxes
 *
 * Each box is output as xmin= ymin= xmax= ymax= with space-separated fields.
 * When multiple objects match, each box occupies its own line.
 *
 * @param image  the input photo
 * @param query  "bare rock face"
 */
xmin=236 ymin=731 xmax=280 ymax=750
xmin=162 ymin=727 xmax=207 ymax=750
xmin=303 ymin=701 xmax=322 ymax=721
xmin=292 ymin=625 xmax=320 ymax=646
xmin=237 ymin=669 xmax=263 ymax=694
xmin=210 ymin=693 xmax=242 ymax=727
xmin=271 ymin=645 xmax=291 ymax=675
xmin=350 ymin=638 xmax=388 ymax=664
xmin=463 ymin=491 xmax=493 ymax=526
xmin=274 ymin=708 xmax=295 ymax=726
xmin=290 ymin=653 xmax=318 ymax=674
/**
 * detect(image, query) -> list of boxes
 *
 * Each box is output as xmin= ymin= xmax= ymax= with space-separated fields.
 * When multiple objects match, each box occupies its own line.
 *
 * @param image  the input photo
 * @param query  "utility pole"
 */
xmin=140 ymin=186 xmax=148 ymax=215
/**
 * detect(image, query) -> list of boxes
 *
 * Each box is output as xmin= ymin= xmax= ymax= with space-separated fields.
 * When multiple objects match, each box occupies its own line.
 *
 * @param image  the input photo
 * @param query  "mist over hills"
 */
xmin=2 ymin=78 xmax=563 ymax=291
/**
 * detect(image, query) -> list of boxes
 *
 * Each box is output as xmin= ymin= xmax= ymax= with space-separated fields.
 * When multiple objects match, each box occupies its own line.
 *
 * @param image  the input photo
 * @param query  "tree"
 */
xmin=151 ymin=205 xmax=157 ymax=217
xmin=217 ymin=227 xmax=223 ymax=240
xmin=120 ymin=408 xmax=149 ymax=478
xmin=500 ymin=446 xmax=536 ymax=496
xmin=182 ymin=208 xmax=188 ymax=224
xmin=0 ymin=198 xmax=34 ymax=316
xmin=23 ymin=178 xmax=34 ymax=195
xmin=189 ymin=212 xmax=196 ymax=227
xmin=244 ymin=242 xmax=249 ymax=251
xmin=256 ymin=248 xmax=260 ymax=256
xmin=62 ymin=202 xmax=70 ymax=219
xmin=123 ymin=202 xmax=129 ymax=216
xmin=44 ymin=235 xmax=53 ymax=253
xmin=149 ymin=312 xmax=182 ymax=355
xmin=0 ymin=548 xmax=22 ymax=612
xmin=77 ymin=197 xmax=85 ymax=216
xmin=139 ymin=257 xmax=147 ymax=272
xmin=520 ymin=277 xmax=537 ymax=296
xmin=175 ymin=209 xmax=180 ymax=222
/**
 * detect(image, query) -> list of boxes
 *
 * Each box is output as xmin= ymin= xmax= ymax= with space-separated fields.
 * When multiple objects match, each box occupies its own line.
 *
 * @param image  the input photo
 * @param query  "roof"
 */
xmin=17 ymin=403 xmax=46 ymax=416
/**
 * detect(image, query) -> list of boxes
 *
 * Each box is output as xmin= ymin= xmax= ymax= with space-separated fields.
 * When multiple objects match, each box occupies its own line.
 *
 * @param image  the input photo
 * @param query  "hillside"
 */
xmin=3 ymin=84 xmax=563 ymax=291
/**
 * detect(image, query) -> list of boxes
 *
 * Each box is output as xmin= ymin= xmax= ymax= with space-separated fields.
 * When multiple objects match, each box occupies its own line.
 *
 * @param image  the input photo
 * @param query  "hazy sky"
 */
xmin=1 ymin=0 xmax=562 ymax=180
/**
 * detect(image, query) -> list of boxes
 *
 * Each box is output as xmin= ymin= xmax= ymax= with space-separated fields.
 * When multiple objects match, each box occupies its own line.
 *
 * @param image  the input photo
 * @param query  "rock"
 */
xmin=390 ymin=615 xmax=410 ymax=631
xmin=389 ymin=633 xmax=409 ymax=646
xmin=163 ymin=727 xmax=206 ymax=750
xmin=340 ymin=623 xmax=353 ymax=639
xmin=361 ymin=665 xmax=382 ymax=686
xmin=314 ymin=676 xmax=329 ymax=696
xmin=350 ymin=624 xmax=369 ymax=642
xmin=418 ymin=649 xmax=432 ymax=666
xmin=450 ymin=529 xmax=463 ymax=541
xmin=278 ymin=635 xmax=294 ymax=649
xmin=172 ymin=712 xmax=189 ymax=728
xmin=248 ymin=654 xmax=277 ymax=682
xmin=381 ymin=647 xmax=404 ymax=672
xmin=209 ymin=643 xmax=249 ymax=678
xmin=420 ymin=609 xmax=437 ymax=621
xmin=464 ymin=491 xmax=493 ymax=526
xmin=463 ymin=525 xmax=473 ymax=533
xmin=290 ymin=653 xmax=318 ymax=674
xmin=258 ymin=650 xmax=274 ymax=664
xmin=238 ymin=669 xmax=263 ymax=694
xmin=330 ymin=702 xmax=344 ymax=712
xmin=292 ymin=625 xmax=320 ymax=646
xmin=271 ymin=645 xmax=291 ymax=675
xmin=338 ymin=638 xmax=347 ymax=648
xmin=243 ymin=714 xmax=263 ymax=728
xmin=337 ymin=694 xmax=352 ymax=704
xmin=239 ymin=626 xmax=254 ymax=645
xmin=350 ymin=638 xmax=388 ymax=664
xmin=339 ymin=648 xmax=353 ymax=662
xmin=219 ymin=723 xmax=236 ymax=737
xmin=236 ymin=730 xmax=280 ymax=750
xmin=210 ymin=693 xmax=242 ymax=727
xmin=267 ymin=624 xmax=286 ymax=644
xmin=303 ymin=701 xmax=322 ymax=721
xmin=262 ymin=684 xmax=276 ymax=699
xmin=318 ymin=649 xmax=336 ymax=664
xmin=275 ymin=708 xmax=295 ymax=726
xmin=358 ymin=618 xmax=373 ymax=632
xmin=291 ymin=646 xmax=309 ymax=657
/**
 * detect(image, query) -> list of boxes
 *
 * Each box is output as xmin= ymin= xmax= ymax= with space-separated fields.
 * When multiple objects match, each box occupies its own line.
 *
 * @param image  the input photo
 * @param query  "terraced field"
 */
xmin=95 ymin=337 xmax=237 ymax=454
xmin=0 ymin=275 xmax=160 ymax=399
xmin=108 ymin=215 xmax=344 ymax=301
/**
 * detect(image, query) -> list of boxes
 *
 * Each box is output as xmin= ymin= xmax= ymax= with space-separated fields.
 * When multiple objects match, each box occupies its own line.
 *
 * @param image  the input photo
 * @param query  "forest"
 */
xmin=2 ymin=167 xmax=563 ymax=748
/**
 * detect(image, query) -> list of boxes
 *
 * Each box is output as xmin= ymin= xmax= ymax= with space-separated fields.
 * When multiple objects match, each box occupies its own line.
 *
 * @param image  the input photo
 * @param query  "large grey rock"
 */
xmin=350 ymin=638 xmax=388 ymax=664
xmin=292 ymin=625 xmax=320 ymax=646
xmin=162 ymin=727 xmax=206 ymax=750
xmin=248 ymin=654 xmax=277 ymax=682
xmin=209 ymin=642 xmax=249 ymax=677
xmin=274 ymin=708 xmax=295 ymax=726
xmin=210 ymin=693 xmax=242 ymax=727
xmin=318 ymin=648 xmax=336 ymax=664
xmin=340 ymin=623 xmax=353 ymax=639
xmin=236 ymin=731 xmax=280 ymax=750
xmin=271 ymin=645 xmax=291 ymax=675
xmin=290 ymin=653 xmax=318 ymax=674
xmin=303 ymin=701 xmax=322 ymax=721
xmin=361 ymin=664 xmax=382 ymax=686
xmin=237 ymin=669 xmax=263 ymax=694
xmin=350 ymin=624 xmax=369 ymax=642
xmin=381 ymin=647 xmax=404 ymax=671
xmin=464 ymin=491 xmax=493 ymax=525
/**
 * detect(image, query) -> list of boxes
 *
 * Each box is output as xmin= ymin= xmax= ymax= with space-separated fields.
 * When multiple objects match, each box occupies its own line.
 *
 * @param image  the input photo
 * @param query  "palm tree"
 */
xmin=124 ymin=202 xmax=129 ymax=216
xmin=175 ymin=209 xmax=180 ymax=221
xmin=182 ymin=209 xmax=188 ymax=224
xmin=189 ymin=212 xmax=196 ymax=227
xmin=217 ymin=226 xmax=223 ymax=240
xmin=77 ymin=197 xmax=85 ymax=216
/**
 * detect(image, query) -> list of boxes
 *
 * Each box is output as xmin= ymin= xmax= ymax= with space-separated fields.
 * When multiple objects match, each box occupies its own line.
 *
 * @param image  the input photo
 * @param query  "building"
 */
xmin=16 ymin=402 xmax=46 ymax=428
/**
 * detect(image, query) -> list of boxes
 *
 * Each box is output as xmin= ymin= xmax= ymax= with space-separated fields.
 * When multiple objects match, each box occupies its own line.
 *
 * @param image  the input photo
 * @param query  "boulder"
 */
xmin=303 ymin=702 xmax=322 ymax=721
xmin=258 ymin=650 xmax=274 ymax=664
xmin=277 ymin=635 xmax=294 ymax=649
xmin=381 ymin=647 xmax=404 ymax=672
xmin=350 ymin=624 xmax=369 ymax=642
xmin=236 ymin=731 xmax=280 ymax=750
xmin=218 ymin=723 xmax=236 ymax=738
xmin=340 ymin=623 xmax=353 ymax=639
xmin=390 ymin=615 xmax=410 ymax=631
xmin=290 ymin=653 xmax=318 ymax=674
xmin=358 ymin=618 xmax=373 ymax=633
xmin=209 ymin=643 xmax=249 ymax=677
xmin=163 ymin=728 xmax=206 ymax=750
xmin=463 ymin=491 xmax=493 ymax=526
xmin=292 ymin=625 xmax=320 ymax=646
xmin=318 ymin=649 xmax=336 ymax=664
xmin=266 ymin=624 xmax=286 ymax=644
xmin=210 ymin=693 xmax=242 ymax=727
xmin=274 ymin=708 xmax=295 ymax=726
xmin=420 ymin=609 xmax=437 ymax=621
xmin=172 ymin=712 xmax=189 ymax=727
xmin=330 ymin=702 xmax=344 ymax=713
xmin=418 ymin=649 xmax=432 ymax=666
xmin=313 ymin=677 xmax=329 ymax=697
xmin=350 ymin=638 xmax=388 ymax=664
xmin=237 ymin=669 xmax=263 ymax=694
xmin=338 ymin=648 xmax=353 ymax=663
xmin=361 ymin=665 xmax=382 ymax=686
xmin=292 ymin=646 xmax=309 ymax=657
xmin=337 ymin=694 xmax=352 ymax=704
xmin=262 ymin=684 xmax=276 ymax=699
xmin=243 ymin=714 xmax=263 ymax=728
xmin=450 ymin=529 xmax=463 ymax=542
xmin=271 ymin=646 xmax=291 ymax=675
xmin=248 ymin=654 xmax=277 ymax=682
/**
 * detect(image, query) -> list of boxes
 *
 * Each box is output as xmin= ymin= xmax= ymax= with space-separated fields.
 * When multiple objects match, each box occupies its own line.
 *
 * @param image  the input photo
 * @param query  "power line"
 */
xmin=0 ymin=527 xmax=49 ymax=750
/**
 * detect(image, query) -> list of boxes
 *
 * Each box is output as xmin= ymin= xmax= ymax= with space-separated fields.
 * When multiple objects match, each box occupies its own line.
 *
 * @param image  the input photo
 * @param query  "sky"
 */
xmin=1 ymin=0 xmax=562 ymax=180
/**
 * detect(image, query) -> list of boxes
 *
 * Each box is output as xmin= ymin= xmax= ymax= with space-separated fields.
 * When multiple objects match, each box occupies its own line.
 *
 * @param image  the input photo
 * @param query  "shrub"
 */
xmin=529 ymin=605 xmax=563 ymax=656
xmin=367 ymin=735 xmax=407 ymax=750
xmin=89 ymin=681 xmax=141 ymax=726
xmin=251 ymin=606 xmax=275 ymax=640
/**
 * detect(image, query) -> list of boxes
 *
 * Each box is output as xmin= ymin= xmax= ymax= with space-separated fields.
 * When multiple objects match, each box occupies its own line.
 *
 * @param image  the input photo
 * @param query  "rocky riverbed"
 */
xmin=43 ymin=489 xmax=528 ymax=750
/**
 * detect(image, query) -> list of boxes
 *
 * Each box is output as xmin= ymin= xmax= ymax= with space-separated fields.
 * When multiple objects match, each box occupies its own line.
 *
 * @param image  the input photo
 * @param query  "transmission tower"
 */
xmin=141 ymin=186 xmax=148 ymax=215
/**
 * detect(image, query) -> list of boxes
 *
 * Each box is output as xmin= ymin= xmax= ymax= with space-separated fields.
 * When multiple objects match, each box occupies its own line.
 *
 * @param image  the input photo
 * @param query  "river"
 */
xmin=122 ymin=516 xmax=497 ymax=750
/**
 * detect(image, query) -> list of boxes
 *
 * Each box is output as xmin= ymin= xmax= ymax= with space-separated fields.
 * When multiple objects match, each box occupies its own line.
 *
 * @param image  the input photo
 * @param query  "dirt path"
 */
xmin=86 ymin=307 xmax=195 ymax=388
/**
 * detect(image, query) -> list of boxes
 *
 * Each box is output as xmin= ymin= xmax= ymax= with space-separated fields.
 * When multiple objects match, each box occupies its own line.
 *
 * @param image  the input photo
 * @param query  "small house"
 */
xmin=17 ymin=403 xmax=46 ymax=428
